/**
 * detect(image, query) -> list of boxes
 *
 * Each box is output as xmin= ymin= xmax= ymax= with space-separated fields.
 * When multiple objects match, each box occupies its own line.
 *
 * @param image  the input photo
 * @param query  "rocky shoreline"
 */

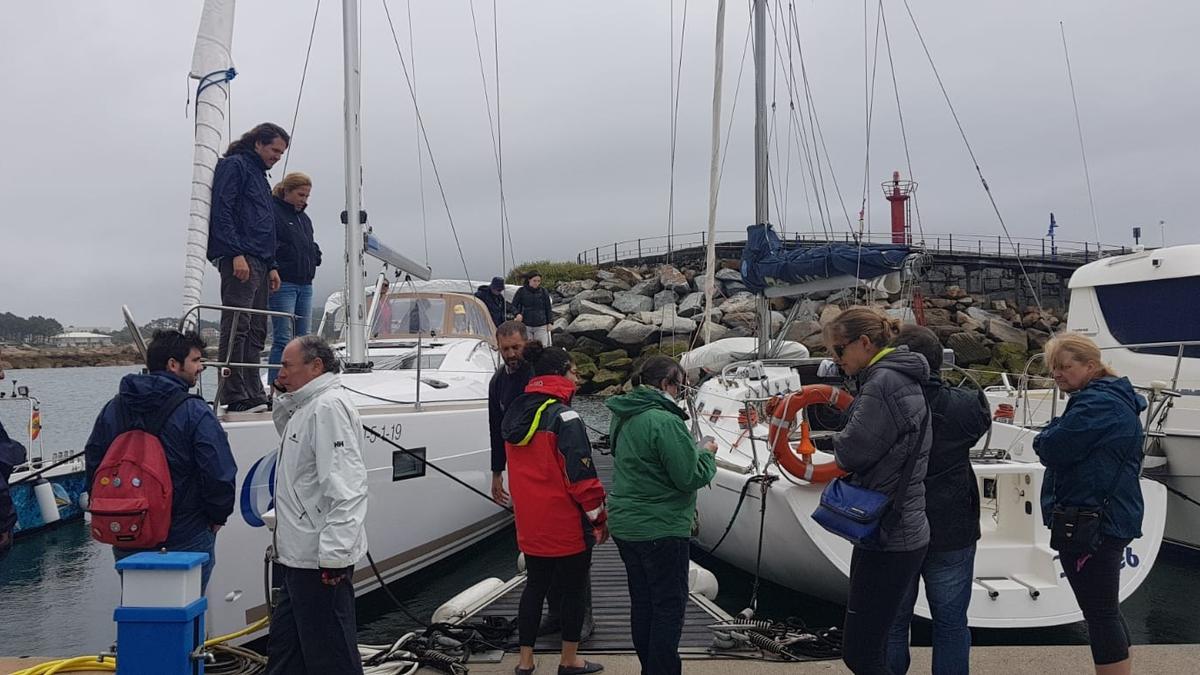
xmin=543 ymin=261 xmax=1058 ymax=394
xmin=0 ymin=345 xmax=143 ymax=370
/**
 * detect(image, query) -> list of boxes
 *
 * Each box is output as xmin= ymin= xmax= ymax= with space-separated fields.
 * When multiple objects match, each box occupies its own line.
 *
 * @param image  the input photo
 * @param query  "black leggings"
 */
xmin=842 ymin=545 xmax=928 ymax=675
xmin=1060 ymin=538 xmax=1133 ymax=665
xmin=519 ymin=549 xmax=592 ymax=646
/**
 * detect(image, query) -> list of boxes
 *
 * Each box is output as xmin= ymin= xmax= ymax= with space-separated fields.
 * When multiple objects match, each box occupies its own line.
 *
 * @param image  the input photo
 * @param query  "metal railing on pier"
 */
xmin=576 ymin=230 xmax=1132 ymax=267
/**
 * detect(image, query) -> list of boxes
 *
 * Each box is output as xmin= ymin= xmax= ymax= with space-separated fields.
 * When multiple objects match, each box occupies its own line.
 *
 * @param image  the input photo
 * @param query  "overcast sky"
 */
xmin=1 ymin=1 xmax=1195 ymax=328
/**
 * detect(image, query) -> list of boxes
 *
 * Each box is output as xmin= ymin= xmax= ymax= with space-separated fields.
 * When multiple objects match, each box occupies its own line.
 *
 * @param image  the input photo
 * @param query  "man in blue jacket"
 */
xmin=85 ymin=330 xmax=238 ymax=592
xmin=208 ymin=122 xmax=289 ymax=412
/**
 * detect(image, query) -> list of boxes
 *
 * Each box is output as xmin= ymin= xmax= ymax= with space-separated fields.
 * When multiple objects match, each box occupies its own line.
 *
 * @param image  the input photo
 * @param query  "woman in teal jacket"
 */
xmin=1034 ymin=333 xmax=1145 ymax=675
xmin=606 ymin=356 xmax=716 ymax=675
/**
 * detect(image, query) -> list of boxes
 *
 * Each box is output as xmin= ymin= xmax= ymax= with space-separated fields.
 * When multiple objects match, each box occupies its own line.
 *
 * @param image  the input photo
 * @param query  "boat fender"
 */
xmin=766 ymin=384 xmax=854 ymax=484
xmin=431 ymin=577 xmax=505 ymax=624
xmin=33 ymin=478 xmax=61 ymax=526
xmin=688 ymin=561 xmax=719 ymax=600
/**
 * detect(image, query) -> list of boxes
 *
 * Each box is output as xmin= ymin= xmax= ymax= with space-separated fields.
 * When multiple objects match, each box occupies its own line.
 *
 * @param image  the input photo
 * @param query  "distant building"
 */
xmin=49 ymin=331 xmax=114 ymax=348
xmin=200 ymin=327 xmax=220 ymax=342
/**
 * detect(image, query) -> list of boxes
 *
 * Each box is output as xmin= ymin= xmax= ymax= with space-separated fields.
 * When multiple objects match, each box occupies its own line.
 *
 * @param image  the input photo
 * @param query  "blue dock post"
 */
xmin=113 ymin=551 xmax=209 ymax=675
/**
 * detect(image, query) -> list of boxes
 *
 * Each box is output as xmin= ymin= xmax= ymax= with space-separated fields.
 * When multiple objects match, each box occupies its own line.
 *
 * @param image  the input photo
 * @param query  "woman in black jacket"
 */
xmin=512 ymin=270 xmax=553 ymax=346
xmin=267 ymin=172 xmax=322 ymax=388
xmin=886 ymin=325 xmax=990 ymax=675
xmin=824 ymin=308 xmax=931 ymax=675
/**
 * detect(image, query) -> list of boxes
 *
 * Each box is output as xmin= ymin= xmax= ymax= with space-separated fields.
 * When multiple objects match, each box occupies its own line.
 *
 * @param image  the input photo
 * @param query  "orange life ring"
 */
xmin=766 ymin=384 xmax=854 ymax=483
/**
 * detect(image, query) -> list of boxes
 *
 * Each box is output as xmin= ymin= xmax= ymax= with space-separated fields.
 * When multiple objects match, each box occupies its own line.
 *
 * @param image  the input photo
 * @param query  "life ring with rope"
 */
xmin=766 ymin=384 xmax=854 ymax=483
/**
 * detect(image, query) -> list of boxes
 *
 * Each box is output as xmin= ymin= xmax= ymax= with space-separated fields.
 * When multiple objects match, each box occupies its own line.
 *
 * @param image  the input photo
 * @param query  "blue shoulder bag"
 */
xmin=812 ymin=408 xmax=930 ymax=546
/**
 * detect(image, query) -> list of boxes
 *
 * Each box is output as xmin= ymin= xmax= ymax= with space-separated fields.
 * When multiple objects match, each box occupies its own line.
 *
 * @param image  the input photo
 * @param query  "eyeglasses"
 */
xmin=832 ymin=343 xmax=849 ymax=358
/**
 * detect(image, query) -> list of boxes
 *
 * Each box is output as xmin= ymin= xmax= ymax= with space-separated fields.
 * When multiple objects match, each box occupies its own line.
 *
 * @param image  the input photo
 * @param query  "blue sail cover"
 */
xmin=740 ymin=224 xmax=910 ymax=292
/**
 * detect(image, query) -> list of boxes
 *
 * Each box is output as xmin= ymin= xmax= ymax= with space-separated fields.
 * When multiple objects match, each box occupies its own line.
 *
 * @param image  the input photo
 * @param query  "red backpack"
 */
xmin=88 ymin=389 xmax=195 ymax=548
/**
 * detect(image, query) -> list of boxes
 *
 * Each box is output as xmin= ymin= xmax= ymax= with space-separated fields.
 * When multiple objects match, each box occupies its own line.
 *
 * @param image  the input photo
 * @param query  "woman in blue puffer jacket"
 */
xmin=1034 ymin=333 xmax=1145 ymax=675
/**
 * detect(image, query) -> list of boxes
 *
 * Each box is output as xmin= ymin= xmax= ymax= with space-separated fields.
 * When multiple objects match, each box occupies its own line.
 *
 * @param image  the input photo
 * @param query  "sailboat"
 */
xmin=683 ymin=0 xmax=1167 ymax=628
xmin=116 ymin=0 xmax=512 ymax=639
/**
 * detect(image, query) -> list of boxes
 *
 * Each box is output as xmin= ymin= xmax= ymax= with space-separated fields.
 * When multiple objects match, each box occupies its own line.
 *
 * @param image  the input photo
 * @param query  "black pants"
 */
xmin=520 ymin=549 xmax=592 ymax=646
xmin=615 ymin=537 xmax=690 ymax=675
xmin=1060 ymin=538 xmax=1134 ymax=665
xmin=266 ymin=564 xmax=363 ymax=675
xmin=842 ymin=545 xmax=928 ymax=675
xmin=218 ymin=255 xmax=269 ymax=406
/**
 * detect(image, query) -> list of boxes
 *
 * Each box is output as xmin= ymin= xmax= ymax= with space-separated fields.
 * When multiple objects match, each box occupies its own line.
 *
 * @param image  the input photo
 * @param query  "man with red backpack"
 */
xmin=85 ymin=330 xmax=237 ymax=593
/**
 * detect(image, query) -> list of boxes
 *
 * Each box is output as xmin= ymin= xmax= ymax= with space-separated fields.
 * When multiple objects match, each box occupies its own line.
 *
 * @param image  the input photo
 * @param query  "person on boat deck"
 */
xmin=606 ymin=356 xmax=717 ymax=675
xmin=502 ymin=343 xmax=607 ymax=675
xmin=85 ymin=330 xmax=237 ymax=593
xmin=267 ymin=171 xmax=321 ymax=391
xmin=207 ymin=122 xmax=289 ymax=413
xmin=886 ymin=325 xmax=990 ymax=675
xmin=476 ymin=276 xmax=510 ymax=331
xmin=1034 ymin=334 xmax=1145 ymax=675
xmin=824 ymin=307 xmax=931 ymax=675
xmin=0 ymin=361 xmax=28 ymax=559
xmin=267 ymin=335 xmax=368 ymax=675
xmin=512 ymin=270 xmax=553 ymax=347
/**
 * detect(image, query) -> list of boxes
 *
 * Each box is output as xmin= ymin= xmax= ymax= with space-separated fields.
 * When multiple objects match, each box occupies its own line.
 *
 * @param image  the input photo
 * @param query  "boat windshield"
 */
xmin=371 ymin=293 xmax=495 ymax=343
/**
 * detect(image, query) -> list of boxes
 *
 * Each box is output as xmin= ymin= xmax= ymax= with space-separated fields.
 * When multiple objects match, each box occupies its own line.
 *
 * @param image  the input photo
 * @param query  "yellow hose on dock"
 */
xmin=11 ymin=618 xmax=270 ymax=675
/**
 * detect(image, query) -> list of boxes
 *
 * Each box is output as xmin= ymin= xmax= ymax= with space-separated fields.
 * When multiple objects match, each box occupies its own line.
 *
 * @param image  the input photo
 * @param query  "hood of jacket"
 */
xmin=272 ymin=372 xmax=342 ymax=434
xmin=1074 ymin=375 xmax=1147 ymax=416
xmin=605 ymin=385 xmax=687 ymax=424
xmin=118 ymin=371 xmax=190 ymax=415
xmin=273 ymin=194 xmax=305 ymax=213
xmin=501 ymin=375 xmax=576 ymax=445
xmin=858 ymin=346 xmax=929 ymax=386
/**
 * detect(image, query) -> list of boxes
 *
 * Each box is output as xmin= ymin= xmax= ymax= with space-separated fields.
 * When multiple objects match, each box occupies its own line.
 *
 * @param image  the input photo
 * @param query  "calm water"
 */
xmin=1 ymin=366 xmax=1198 ymax=656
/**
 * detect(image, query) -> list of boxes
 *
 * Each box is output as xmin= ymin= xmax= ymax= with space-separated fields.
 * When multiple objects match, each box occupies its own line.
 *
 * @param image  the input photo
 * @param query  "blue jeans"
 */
xmin=886 ymin=544 xmax=976 ymax=675
xmin=267 ymin=282 xmax=313 ymax=385
xmin=615 ymin=537 xmax=690 ymax=675
xmin=114 ymin=527 xmax=217 ymax=595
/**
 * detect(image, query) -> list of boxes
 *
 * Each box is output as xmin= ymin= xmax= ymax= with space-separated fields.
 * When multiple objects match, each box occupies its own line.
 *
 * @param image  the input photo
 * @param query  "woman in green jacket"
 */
xmin=606 ymin=356 xmax=717 ymax=675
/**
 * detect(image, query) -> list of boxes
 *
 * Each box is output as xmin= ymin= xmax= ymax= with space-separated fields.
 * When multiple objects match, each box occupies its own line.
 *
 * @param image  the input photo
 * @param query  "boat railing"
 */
xmin=178 ymin=304 xmax=297 ymax=411
xmin=0 ymin=392 xmax=44 ymax=467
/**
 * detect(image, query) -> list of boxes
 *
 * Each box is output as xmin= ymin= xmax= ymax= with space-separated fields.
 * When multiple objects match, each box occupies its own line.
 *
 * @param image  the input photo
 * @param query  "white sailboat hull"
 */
xmin=690 ymin=369 xmax=1168 ymax=629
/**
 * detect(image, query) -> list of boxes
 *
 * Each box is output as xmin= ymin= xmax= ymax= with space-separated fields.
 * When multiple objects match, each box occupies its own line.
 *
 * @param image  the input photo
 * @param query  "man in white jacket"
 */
xmin=266 ymin=335 xmax=367 ymax=675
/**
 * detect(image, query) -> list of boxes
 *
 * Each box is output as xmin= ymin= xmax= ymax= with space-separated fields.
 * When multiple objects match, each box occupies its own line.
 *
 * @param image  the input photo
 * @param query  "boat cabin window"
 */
xmin=1095 ymin=276 xmax=1200 ymax=357
xmin=370 ymin=292 xmax=496 ymax=343
xmin=375 ymin=353 xmax=447 ymax=371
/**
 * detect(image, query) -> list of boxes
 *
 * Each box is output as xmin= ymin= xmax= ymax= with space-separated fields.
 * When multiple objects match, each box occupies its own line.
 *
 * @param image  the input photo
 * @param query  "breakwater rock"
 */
xmin=545 ymin=261 xmax=1059 ymax=393
xmin=0 ymin=345 xmax=142 ymax=370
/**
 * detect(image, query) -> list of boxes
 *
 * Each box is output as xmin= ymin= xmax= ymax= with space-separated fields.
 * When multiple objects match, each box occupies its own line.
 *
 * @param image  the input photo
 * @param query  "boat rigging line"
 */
xmin=281 ymin=0 xmax=323 ymax=177
xmin=665 ymin=0 xmax=691 ymax=263
xmin=405 ymin=0 xmax=430 ymax=266
xmin=1059 ymin=21 xmax=1102 ymax=249
xmin=362 ymin=425 xmax=513 ymax=514
xmin=9 ymin=449 xmax=86 ymax=487
xmin=466 ymin=0 xmax=516 ymax=274
xmin=380 ymin=0 xmax=473 ymax=283
xmin=899 ymin=0 xmax=1044 ymax=314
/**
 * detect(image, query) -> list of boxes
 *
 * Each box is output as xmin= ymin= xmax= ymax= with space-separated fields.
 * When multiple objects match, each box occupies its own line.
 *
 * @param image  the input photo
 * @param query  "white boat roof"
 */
xmin=1069 ymin=244 xmax=1200 ymax=289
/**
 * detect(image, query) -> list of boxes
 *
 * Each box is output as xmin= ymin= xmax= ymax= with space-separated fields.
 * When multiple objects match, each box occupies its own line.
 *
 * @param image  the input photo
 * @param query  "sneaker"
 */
xmin=226 ymin=400 xmax=269 ymax=413
xmin=514 ymin=666 xmax=535 ymax=675
xmin=557 ymin=661 xmax=603 ymax=675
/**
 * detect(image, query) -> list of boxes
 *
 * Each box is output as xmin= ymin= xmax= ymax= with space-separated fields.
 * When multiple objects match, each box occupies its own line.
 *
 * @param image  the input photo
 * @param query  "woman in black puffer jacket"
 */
xmin=824 ymin=307 xmax=931 ymax=675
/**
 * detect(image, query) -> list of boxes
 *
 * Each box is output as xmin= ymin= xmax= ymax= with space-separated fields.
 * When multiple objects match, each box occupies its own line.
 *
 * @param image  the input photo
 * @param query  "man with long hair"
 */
xmin=208 ymin=122 xmax=289 ymax=412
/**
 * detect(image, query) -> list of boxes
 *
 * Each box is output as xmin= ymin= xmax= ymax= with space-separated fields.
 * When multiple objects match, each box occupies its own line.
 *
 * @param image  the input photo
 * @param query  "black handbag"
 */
xmin=1048 ymin=471 xmax=1120 ymax=553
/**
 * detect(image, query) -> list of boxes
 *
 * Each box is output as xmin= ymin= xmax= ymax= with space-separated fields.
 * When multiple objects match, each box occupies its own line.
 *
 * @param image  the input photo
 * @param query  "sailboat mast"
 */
xmin=342 ymin=0 xmax=368 ymax=367
xmin=753 ymin=0 xmax=770 ymax=358
xmin=753 ymin=0 xmax=768 ymax=224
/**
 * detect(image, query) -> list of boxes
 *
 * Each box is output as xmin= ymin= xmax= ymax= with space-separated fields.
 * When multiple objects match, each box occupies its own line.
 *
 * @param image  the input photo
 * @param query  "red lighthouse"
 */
xmin=882 ymin=170 xmax=917 ymax=245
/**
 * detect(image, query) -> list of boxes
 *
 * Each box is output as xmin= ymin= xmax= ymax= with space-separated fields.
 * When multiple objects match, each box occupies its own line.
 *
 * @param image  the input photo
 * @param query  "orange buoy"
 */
xmin=766 ymin=384 xmax=854 ymax=483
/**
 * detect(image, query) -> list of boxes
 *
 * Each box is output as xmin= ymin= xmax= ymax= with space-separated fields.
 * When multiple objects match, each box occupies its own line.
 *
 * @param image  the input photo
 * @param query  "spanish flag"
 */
xmin=29 ymin=407 xmax=41 ymax=441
